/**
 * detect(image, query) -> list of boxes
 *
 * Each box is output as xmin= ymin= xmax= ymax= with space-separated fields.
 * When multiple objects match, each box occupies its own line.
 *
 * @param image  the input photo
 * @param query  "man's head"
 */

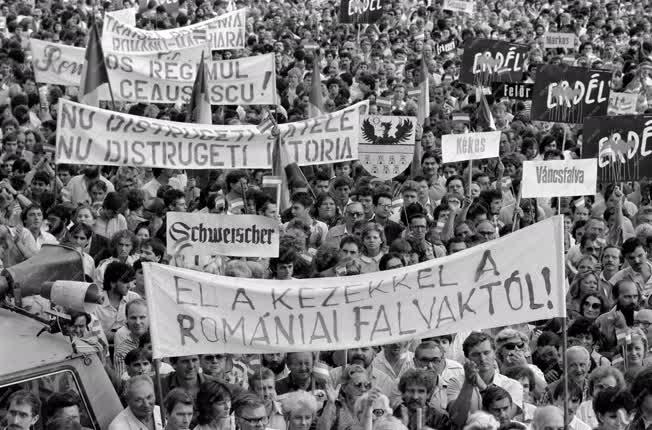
xmin=287 ymin=352 xmax=314 ymax=381
xmin=421 ymin=151 xmax=441 ymax=178
xmin=126 ymin=299 xmax=148 ymax=337
xmin=634 ymin=309 xmax=652 ymax=345
xmin=622 ymin=237 xmax=648 ymax=273
xmin=344 ymin=202 xmax=365 ymax=228
xmin=6 ymin=390 xmax=41 ymax=430
xmin=22 ymin=204 xmax=43 ymax=232
xmin=613 ymin=280 xmax=640 ymax=313
xmin=234 ymin=394 xmax=268 ymax=430
xmin=409 ymin=213 xmax=428 ymax=241
xmin=357 ymin=188 xmax=374 ymax=218
xmin=125 ymin=348 xmax=153 ymax=377
xmin=290 ymin=192 xmax=314 ymax=221
xmin=248 ymin=366 xmax=277 ymax=404
xmin=163 ymin=389 xmax=194 ymax=430
xmin=463 ymin=332 xmax=496 ymax=373
xmin=139 ymin=238 xmax=165 ymax=263
xmin=262 ymin=353 xmax=286 ymax=375
xmin=399 ymin=369 xmax=435 ymax=411
xmin=125 ymin=375 xmax=156 ymax=421
xmin=482 ymin=386 xmax=514 ymax=426
xmin=103 ymin=261 xmax=135 ymax=297
xmin=199 ymin=353 xmax=227 ymax=377
xmin=170 ymin=355 xmax=200 ymax=381
xmin=373 ymin=192 xmax=393 ymax=220
xmin=225 ymin=170 xmax=249 ymax=194
xmin=347 ymin=346 xmax=376 ymax=368
xmin=566 ymin=346 xmax=591 ymax=383
xmin=553 ymin=382 xmax=583 ymax=423
xmin=413 ymin=341 xmax=446 ymax=375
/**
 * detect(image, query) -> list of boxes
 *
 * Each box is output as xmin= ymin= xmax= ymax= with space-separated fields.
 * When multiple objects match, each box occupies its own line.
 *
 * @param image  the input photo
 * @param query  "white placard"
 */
xmin=543 ymin=32 xmax=576 ymax=49
xmin=521 ymin=158 xmax=598 ymax=198
xmin=608 ymin=92 xmax=638 ymax=115
xmin=441 ymin=131 xmax=501 ymax=163
xmin=442 ymin=0 xmax=474 ymax=14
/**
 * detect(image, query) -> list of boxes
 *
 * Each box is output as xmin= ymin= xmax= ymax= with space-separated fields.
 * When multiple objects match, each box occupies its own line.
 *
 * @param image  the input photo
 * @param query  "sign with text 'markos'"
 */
xmin=144 ymin=216 xmax=566 ymax=357
xmin=55 ymin=99 xmax=368 ymax=169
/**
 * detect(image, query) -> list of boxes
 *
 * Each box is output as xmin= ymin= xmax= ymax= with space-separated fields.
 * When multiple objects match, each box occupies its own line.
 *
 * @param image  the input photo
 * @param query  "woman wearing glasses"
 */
xmin=318 ymin=364 xmax=374 ymax=430
xmin=353 ymin=392 xmax=403 ymax=430
xmin=567 ymin=272 xmax=602 ymax=320
xmin=195 ymin=381 xmax=235 ymax=430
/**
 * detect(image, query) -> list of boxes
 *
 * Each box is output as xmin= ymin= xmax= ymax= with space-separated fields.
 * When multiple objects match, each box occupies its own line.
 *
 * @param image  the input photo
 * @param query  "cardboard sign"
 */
xmin=441 ymin=131 xmax=501 ymax=163
xmin=608 ymin=92 xmax=638 ymax=115
xmin=143 ymin=216 xmax=566 ymax=357
xmin=106 ymin=51 xmax=278 ymax=105
xmin=521 ymin=159 xmax=598 ymax=198
xmin=443 ymin=0 xmax=474 ymax=14
xmin=101 ymin=8 xmax=246 ymax=53
xmin=543 ymin=32 xmax=576 ymax=49
xmin=435 ymin=39 xmax=457 ymax=56
xmin=531 ymin=64 xmax=611 ymax=124
xmin=460 ymin=39 xmax=528 ymax=86
xmin=339 ymin=0 xmax=383 ymax=23
xmin=359 ymin=115 xmax=416 ymax=180
xmin=492 ymin=82 xmax=533 ymax=100
xmin=167 ymin=212 xmax=279 ymax=259
xmin=55 ymin=99 xmax=368 ymax=168
xmin=582 ymin=115 xmax=652 ymax=182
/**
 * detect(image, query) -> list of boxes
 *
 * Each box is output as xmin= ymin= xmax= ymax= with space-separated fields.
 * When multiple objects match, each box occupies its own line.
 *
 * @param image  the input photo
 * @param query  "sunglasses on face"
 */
xmin=372 ymin=409 xmax=385 ymax=417
xmin=503 ymin=342 xmax=525 ymax=350
xmin=583 ymin=301 xmax=602 ymax=309
xmin=352 ymin=381 xmax=372 ymax=390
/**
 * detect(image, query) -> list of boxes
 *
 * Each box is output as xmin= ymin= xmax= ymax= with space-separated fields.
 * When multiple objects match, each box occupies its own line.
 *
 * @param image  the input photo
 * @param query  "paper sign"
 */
xmin=441 ymin=131 xmax=501 ymax=163
xmin=358 ymin=115 xmax=416 ymax=180
xmin=55 ymin=99 xmax=368 ymax=169
xmin=167 ymin=212 xmax=279 ymax=259
xmin=608 ymin=92 xmax=638 ymax=115
xmin=531 ymin=64 xmax=611 ymax=124
xmin=443 ymin=0 xmax=474 ymax=14
xmin=102 ymin=8 xmax=246 ymax=53
xmin=521 ymin=159 xmax=598 ymax=198
xmin=543 ymin=32 xmax=576 ymax=49
xmin=144 ymin=216 xmax=566 ymax=357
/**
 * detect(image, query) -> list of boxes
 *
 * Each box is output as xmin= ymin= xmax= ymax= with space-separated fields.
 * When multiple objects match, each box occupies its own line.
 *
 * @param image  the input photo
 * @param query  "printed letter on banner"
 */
xmin=55 ymin=99 xmax=367 ymax=169
xmin=144 ymin=216 xmax=566 ymax=357
xmin=521 ymin=159 xmax=597 ymax=198
xmin=441 ymin=131 xmax=501 ymax=163
xmin=101 ymin=8 xmax=246 ymax=53
xmin=167 ymin=212 xmax=279 ymax=259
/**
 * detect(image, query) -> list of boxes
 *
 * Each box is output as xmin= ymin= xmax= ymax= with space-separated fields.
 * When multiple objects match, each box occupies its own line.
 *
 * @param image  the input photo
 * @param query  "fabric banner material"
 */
xmin=582 ymin=114 xmax=652 ymax=182
xmin=143 ymin=216 xmax=566 ymax=357
xmin=492 ymin=82 xmax=533 ymax=100
xmin=101 ymin=8 xmax=246 ymax=53
xmin=106 ymin=7 xmax=137 ymax=26
xmin=442 ymin=0 xmax=474 ymax=14
xmin=531 ymin=64 xmax=610 ymax=123
xmin=55 ymin=99 xmax=367 ymax=168
xmin=339 ymin=0 xmax=383 ymax=23
xmin=359 ymin=115 xmax=416 ymax=180
xmin=166 ymin=212 xmax=279 ymax=259
xmin=608 ymin=92 xmax=638 ymax=115
xmin=521 ymin=159 xmax=597 ymax=198
xmin=106 ymin=52 xmax=277 ymax=105
xmin=459 ymin=39 xmax=528 ymax=85
xmin=543 ymin=32 xmax=576 ymax=49
xmin=441 ymin=131 xmax=501 ymax=163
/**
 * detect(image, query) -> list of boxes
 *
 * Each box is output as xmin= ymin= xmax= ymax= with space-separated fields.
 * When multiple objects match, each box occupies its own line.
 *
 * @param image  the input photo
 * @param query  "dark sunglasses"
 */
xmin=503 ymin=342 xmax=525 ymax=351
xmin=372 ymin=409 xmax=385 ymax=417
xmin=352 ymin=382 xmax=372 ymax=390
xmin=583 ymin=302 xmax=602 ymax=309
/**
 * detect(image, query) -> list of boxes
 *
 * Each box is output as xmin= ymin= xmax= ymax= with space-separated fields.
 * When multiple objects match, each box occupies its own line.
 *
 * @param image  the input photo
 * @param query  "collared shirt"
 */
xmin=62 ymin=174 xmax=115 ymax=206
xmin=33 ymin=229 xmax=58 ymax=250
xmin=609 ymin=261 xmax=652 ymax=300
xmin=92 ymin=290 xmax=142 ymax=336
xmin=429 ymin=375 xmax=450 ymax=410
xmin=330 ymin=366 xmax=401 ymax=407
xmin=372 ymin=350 xmax=414 ymax=380
xmin=358 ymin=252 xmax=384 ymax=274
xmin=568 ymin=416 xmax=592 ymax=430
xmin=447 ymin=372 xmax=523 ymax=415
xmin=114 ymin=326 xmax=141 ymax=378
xmin=108 ymin=406 xmax=163 ymax=430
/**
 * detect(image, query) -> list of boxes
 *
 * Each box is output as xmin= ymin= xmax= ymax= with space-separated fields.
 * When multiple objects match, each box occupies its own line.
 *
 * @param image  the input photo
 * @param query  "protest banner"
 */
xmin=55 ymin=99 xmax=368 ymax=169
xmin=443 ymin=0 xmax=474 ymax=14
xmin=531 ymin=64 xmax=610 ymax=123
xmin=106 ymin=52 xmax=277 ymax=105
xmin=543 ymin=32 xmax=576 ymax=49
xmin=521 ymin=159 xmax=597 ymax=198
xmin=459 ymin=39 xmax=528 ymax=86
xmin=339 ymin=0 xmax=383 ymax=23
xmin=106 ymin=7 xmax=137 ymax=26
xmin=101 ymin=8 xmax=245 ymax=53
xmin=608 ymin=92 xmax=638 ymax=115
xmin=582 ymin=114 xmax=652 ymax=182
xmin=434 ymin=39 xmax=457 ymax=56
xmin=167 ymin=212 xmax=279 ymax=259
xmin=441 ymin=131 xmax=501 ymax=163
xmin=359 ymin=115 xmax=416 ymax=180
xmin=492 ymin=82 xmax=533 ymax=101
xmin=143 ymin=216 xmax=566 ymax=357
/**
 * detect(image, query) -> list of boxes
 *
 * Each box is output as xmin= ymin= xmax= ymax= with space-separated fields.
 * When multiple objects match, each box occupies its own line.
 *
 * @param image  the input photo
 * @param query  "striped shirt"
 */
xmin=113 ymin=326 xmax=140 ymax=377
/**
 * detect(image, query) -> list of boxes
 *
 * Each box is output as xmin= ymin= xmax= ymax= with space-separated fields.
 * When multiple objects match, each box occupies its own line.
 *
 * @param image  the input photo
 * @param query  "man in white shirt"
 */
xmin=23 ymin=204 xmax=57 ymax=250
xmin=109 ymin=375 xmax=163 ymax=430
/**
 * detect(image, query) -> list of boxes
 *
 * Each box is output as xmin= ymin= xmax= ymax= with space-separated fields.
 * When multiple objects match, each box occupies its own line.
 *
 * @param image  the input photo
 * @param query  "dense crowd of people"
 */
xmin=1 ymin=0 xmax=652 ymax=429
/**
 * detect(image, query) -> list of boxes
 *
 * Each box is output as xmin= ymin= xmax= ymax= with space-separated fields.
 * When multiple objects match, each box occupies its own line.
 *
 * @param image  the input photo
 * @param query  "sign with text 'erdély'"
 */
xmin=55 ymin=99 xmax=368 ymax=169
xmin=144 ymin=216 xmax=566 ymax=356
xmin=441 ymin=131 xmax=501 ymax=163
xmin=521 ymin=159 xmax=598 ymax=198
xmin=460 ymin=39 xmax=528 ymax=86
xmin=339 ymin=0 xmax=383 ymax=23
xmin=167 ymin=212 xmax=279 ymax=259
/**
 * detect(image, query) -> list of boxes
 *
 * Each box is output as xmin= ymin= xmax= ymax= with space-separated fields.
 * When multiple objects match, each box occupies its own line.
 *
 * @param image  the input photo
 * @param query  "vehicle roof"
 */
xmin=0 ymin=308 xmax=74 ymax=379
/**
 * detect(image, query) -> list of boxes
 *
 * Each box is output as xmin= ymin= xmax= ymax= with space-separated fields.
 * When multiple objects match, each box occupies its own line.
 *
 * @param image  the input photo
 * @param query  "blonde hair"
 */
xmin=281 ymin=391 xmax=318 ymax=418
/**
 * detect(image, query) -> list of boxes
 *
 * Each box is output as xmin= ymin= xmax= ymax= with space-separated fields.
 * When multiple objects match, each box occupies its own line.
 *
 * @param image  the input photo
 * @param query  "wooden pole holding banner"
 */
xmin=468 ymin=160 xmax=473 ymax=197
xmin=154 ymin=359 xmax=166 ymax=426
xmin=561 ymin=318 xmax=569 ymax=430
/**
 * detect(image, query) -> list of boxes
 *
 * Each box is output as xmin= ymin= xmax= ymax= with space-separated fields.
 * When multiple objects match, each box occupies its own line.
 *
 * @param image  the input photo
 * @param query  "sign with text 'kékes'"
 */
xmin=441 ymin=131 xmax=501 ymax=163
xmin=521 ymin=159 xmax=597 ymax=198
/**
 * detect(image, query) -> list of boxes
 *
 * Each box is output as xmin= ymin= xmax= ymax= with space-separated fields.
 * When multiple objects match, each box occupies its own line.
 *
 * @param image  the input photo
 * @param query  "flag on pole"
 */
xmin=477 ymin=92 xmax=496 ymax=131
xmin=308 ymin=53 xmax=324 ymax=118
xmin=257 ymin=111 xmax=275 ymax=134
xmin=186 ymin=51 xmax=212 ymax=124
xmin=271 ymin=135 xmax=294 ymax=212
xmin=410 ymin=57 xmax=430 ymax=178
xmin=79 ymin=18 xmax=110 ymax=107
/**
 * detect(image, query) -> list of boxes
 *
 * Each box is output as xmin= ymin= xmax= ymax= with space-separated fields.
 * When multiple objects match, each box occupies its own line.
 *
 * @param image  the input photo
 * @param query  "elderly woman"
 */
xmin=354 ymin=392 xmax=403 ymax=430
xmin=318 ymin=365 xmax=373 ymax=430
xmin=281 ymin=391 xmax=319 ymax=430
xmin=494 ymin=328 xmax=546 ymax=395
xmin=575 ymin=367 xmax=626 ymax=428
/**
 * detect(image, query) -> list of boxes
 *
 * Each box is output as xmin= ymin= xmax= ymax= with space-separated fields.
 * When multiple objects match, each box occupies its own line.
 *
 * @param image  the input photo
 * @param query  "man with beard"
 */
xmin=393 ymin=369 xmax=451 ymax=430
xmin=595 ymin=280 xmax=641 ymax=354
xmin=262 ymin=353 xmax=288 ymax=380
xmin=109 ymin=375 xmax=163 ymax=430
xmin=329 ymin=347 xmax=401 ymax=406
xmin=598 ymin=246 xmax=622 ymax=307
xmin=276 ymin=352 xmax=327 ymax=395
xmin=610 ymin=238 xmax=652 ymax=301
xmin=62 ymin=165 xmax=114 ymax=206
xmin=45 ymin=204 xmax=71 ymax=242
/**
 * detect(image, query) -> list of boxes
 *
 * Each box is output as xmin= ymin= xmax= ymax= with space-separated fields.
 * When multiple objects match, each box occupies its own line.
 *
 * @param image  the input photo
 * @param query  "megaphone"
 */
xmin=0 ymin=244 xmax=100 ymax=308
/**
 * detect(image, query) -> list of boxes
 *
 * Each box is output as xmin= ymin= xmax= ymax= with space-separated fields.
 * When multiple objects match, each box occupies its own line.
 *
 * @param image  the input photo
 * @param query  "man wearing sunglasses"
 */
xmin=411 ymin=341 xmax=450 ymax=411
xmin=393 ymin=369 xmax=451 ymax=430
xmin=495 ymin=329 xmax=547 ymax=393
